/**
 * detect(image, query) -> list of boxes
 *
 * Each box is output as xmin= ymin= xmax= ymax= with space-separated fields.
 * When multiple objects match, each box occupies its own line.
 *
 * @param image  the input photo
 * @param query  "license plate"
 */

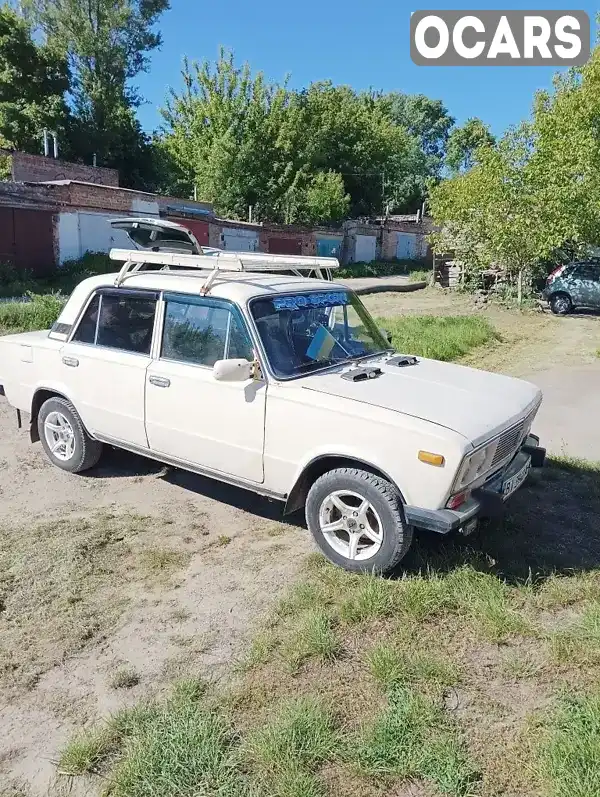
xmin=502 ymin=459 xmax=531 ymax=499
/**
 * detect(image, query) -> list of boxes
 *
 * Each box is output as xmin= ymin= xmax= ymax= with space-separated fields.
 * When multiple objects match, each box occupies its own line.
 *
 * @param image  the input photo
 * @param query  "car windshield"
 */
xmin=250 ymin=289 xmax=390 ymax=378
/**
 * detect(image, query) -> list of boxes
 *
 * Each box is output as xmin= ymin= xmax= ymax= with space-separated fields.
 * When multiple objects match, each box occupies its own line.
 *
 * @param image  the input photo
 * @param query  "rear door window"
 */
xmin=71 ymin=292 xmax=157 ymax=354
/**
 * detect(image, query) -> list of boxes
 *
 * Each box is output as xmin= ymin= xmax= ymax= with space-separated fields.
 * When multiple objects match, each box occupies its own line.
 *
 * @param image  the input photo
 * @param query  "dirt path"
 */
xmin=0 ymin=400 xmax=311 ymax=795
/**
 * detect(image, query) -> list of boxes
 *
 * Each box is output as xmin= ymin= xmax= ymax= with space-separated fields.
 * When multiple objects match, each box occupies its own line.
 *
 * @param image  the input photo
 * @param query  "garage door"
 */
xmin=268 ymin=237 xmax=302 ymax=255
xmin=316 ymin=238 xmax=341 ymax=258
xmin=0 ymin=208 xmax=55 ymax=275
xmin=396 ymin=233 xmax=418 ymax=260
xmin=222 ymin=228 xmax=259 ymax=252
xmin=355 ymin=234 xmax=376 ymax=263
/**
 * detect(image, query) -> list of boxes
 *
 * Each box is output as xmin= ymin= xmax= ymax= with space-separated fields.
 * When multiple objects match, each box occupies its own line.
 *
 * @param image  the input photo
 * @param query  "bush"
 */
xmin=0 ymin=293 xmax=66 ymax=334
xmin=337 ymin=259 xmax=429 ymax=280
xmin=0 ymin=261 xmax=37 ymax=298
xmin=0 ymin=252 xmax=115 ymax=299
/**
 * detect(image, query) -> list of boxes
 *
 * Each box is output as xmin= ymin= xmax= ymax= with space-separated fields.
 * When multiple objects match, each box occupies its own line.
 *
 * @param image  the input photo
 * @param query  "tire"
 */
xmin=550 ymin=292 xmax=572 ymax=315
xmin=38 ymin=397 xmax=103 ymax=473
xmin=305 ymin=467 xmax=413 ymax=574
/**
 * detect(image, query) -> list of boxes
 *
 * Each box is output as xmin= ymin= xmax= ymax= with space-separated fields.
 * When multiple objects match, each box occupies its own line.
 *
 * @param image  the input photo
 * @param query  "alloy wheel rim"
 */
xmin=318 ymin=489 xmax=384 ymax=561
xmin=44 ymin=411 xmax=76 ymax=462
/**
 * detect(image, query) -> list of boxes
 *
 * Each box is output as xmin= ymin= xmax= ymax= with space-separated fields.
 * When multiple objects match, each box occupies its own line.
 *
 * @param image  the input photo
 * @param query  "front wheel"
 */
xmin=305 ymin=467 xmax=413 ymax=574
xmin=550 ymin=292 xmax=572 ymax=315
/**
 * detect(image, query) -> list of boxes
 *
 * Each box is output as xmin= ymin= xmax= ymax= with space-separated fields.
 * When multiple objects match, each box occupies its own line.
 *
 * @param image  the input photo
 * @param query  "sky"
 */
xmin=135 ymin=0 xmax=597 ymax=137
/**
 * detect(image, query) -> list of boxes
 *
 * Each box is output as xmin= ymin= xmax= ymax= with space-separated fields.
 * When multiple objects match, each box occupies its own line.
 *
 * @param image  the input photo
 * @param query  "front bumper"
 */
xmin=403 ymin=436 xmax=546 ymax=535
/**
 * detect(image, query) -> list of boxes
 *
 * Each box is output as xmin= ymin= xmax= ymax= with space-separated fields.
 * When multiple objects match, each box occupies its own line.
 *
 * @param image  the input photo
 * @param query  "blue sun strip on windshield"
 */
xmin=272 ymin=292 xmax=349 ymax=311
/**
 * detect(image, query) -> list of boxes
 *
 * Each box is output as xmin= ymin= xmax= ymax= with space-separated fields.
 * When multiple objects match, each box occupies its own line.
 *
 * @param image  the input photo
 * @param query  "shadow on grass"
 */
xmin=403 ymin=458 xmax=600 ymax=584
xmin=88 ymin=448 xmax=600 ymax=583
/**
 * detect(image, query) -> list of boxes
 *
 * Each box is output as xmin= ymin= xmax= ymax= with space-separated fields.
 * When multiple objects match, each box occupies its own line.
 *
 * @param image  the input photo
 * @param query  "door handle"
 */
xmin=62 ymin=356 xmax=79 ymax=367
xmin=149 ymin=375 xmax=170 ymax=388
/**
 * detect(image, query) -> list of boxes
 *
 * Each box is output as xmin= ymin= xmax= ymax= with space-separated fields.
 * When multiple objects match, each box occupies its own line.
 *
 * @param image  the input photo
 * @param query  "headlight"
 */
xmin=455 ymin=442 xmax=498 ymax=487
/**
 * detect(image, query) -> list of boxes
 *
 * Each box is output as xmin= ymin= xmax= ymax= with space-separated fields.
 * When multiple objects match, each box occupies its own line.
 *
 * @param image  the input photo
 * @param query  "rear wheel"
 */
xmin=305 ymin=467 xmax=413 ymax=574
xmin=38 ymin=397 xmax=103 ymax=473
xmin=550 ymin=292 xmax=572 ymax=315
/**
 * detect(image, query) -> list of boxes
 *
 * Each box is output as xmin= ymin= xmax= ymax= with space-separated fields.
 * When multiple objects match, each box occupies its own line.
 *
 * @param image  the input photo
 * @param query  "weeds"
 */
xmin=110 ymin=667 xmax=141 ymax=690
xmin=368 ymin=643 xmax=459 ymax=691
xmin=353 ymin=687 xmax=478 ymax=795
xmin=375 ymin=315 xmax=498 ymax=361
xmin=282 ymin=610 xmax=341 ymax=671
xmin=535 ymin=691 xmax=600 ymax=797
xmin=0 ymin=292 xmax=65 ymax=333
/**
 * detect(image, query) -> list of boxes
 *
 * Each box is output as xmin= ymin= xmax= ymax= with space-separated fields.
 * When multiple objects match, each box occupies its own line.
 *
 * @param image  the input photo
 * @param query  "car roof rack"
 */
xmin=109 ymin=247 xmax=340 ymax=294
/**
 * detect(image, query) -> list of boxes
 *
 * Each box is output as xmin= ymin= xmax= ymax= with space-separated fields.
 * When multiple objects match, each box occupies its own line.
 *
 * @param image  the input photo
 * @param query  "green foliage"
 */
xmin=0 ymin=292 xmax=65 ymax=333
xmin=160 ymin=49 xmax=452 ymax=222
xmin=367 ymin=644 xmax=460 ymax=691
xmin=336 ymin=259 xmax=428 ymax=279
xmin=536 ymin=692 xmax=600 ymax=797
xmin=24 ymin=0 xmax=169 ymax=188
xmin=445 ymin=117 xmax=495 ymax=174
xmin=0 ymin=5 xmax=69 ymax=152
xmin=376 ymin=315 xmax=497 ymax=362
xmin=431 ymin=44 xmax=600 ymax=301
xmin=246 ymin=697 xmax=337 ymax=773
xmin=108 ymin=682 xmax=247 ymax=797
xmin=353 ymin=687 xmax=478 ymax=795
xmin=303 ymin=171 xmax=350 ymax=225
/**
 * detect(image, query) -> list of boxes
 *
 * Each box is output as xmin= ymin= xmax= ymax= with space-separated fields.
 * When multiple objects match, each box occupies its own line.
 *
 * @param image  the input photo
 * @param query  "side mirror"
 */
xmin=380 ymin=328 xmax=393 ymax=345
xmin=212 ymin=358 xmax=253 ymax=382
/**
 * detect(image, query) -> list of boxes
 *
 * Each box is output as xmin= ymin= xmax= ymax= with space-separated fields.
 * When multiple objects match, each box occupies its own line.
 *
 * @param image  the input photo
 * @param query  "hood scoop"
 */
xmin=342 ymin=366 xmax=383 ymax=382
xmin=387 ymin=354 xmax=418 ymax=368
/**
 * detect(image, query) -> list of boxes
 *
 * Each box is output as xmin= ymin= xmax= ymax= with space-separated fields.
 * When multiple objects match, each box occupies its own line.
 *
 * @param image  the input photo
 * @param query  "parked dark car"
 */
xmin=543 ymin=260 xmax=600 ymax=314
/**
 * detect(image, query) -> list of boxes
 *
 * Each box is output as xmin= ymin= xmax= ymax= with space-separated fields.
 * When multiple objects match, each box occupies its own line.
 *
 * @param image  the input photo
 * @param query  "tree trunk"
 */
xmin=517 ymin=268 xmax=523 ymax=306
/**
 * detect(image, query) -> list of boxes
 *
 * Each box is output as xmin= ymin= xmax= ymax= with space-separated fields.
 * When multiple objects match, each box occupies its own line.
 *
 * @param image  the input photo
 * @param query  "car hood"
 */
xmin=300 ymin=357 xmax=542 ymax=447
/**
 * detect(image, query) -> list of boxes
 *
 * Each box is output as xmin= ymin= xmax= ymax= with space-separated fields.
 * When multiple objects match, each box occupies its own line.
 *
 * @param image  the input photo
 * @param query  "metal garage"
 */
xmin=268 ymin=236 xmax=302 ymax=255
xmin=0 ymin=207 xmax=55 ymax=275
xmin=396 ymin=232 xmax=419 ymax=260
xmin=355 ymin=234 xmax=377 ymax=263
xmin=222 ymin=227 xmax=259 ymax=252
xmin=316 ymin=237 xmax=342 ymax=258
xmin=167 ymin=217 xmax=209 ymax=247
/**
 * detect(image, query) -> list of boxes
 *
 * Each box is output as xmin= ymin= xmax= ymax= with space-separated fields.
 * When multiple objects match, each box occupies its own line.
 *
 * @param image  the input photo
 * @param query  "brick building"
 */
xmin=0 ymin=150 xmax=432 ymax=274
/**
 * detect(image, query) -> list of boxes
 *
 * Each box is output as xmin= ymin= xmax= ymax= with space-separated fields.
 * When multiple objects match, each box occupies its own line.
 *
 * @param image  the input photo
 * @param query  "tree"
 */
xmin=0 ymin=4 xmax=69 ymax=153
xmin=25 ymin=0 xmax=169 ymax=187
xmin=385 ymin=93 xmax=454 ymax=171
xmin=445 ymin=117 xmax=495 ymax=174
xmin=430 ymin=126 xmax=564 ymax=303
xmin=302 ymin=171 xmax=350 ymax=224
xmin=160 ymin=51 xmax=419 ymax=223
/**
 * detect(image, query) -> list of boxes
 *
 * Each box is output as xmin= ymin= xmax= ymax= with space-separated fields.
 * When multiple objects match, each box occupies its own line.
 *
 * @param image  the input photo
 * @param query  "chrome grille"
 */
xmin=491 ymin=422 xmax=525 ymax=467
xmin=489 ymin=404 xmax=539 ymax=468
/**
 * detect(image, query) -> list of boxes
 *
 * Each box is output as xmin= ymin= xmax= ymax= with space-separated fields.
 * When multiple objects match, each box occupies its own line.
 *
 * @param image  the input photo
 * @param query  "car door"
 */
xmin=60 ymin=289 xmax=157 ymax=447
xmin=145 ymin=293 xmax=266 ymax=483
xmin=567 ymin=263 xmax=600 ymax=307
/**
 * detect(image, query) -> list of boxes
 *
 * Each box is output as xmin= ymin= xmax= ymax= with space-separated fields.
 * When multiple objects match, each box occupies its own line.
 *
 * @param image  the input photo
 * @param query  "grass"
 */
xmin=0 ymin=511 xmax=190 ymax=695
xmin=337 ymin=259 xmax=429 ymax=280
xmin=58 ymin=726 xmax=120 ymax=775
xmin=281 ymin=610 xmax=341 ymax=672
xmin=0 ymin=292 xmax=65 ymax=334
xmin=367 ymin=643 xmax=460 ymax=690
xmin=376 ymin=315 xmax=498 ymax=361
xmin=353 ymin=687 xmax=478 ymax=795
xmin=110 ymin=667 xmax=141 ymax=690
xmin=535 ymin=691 xmax=600 ymax=797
